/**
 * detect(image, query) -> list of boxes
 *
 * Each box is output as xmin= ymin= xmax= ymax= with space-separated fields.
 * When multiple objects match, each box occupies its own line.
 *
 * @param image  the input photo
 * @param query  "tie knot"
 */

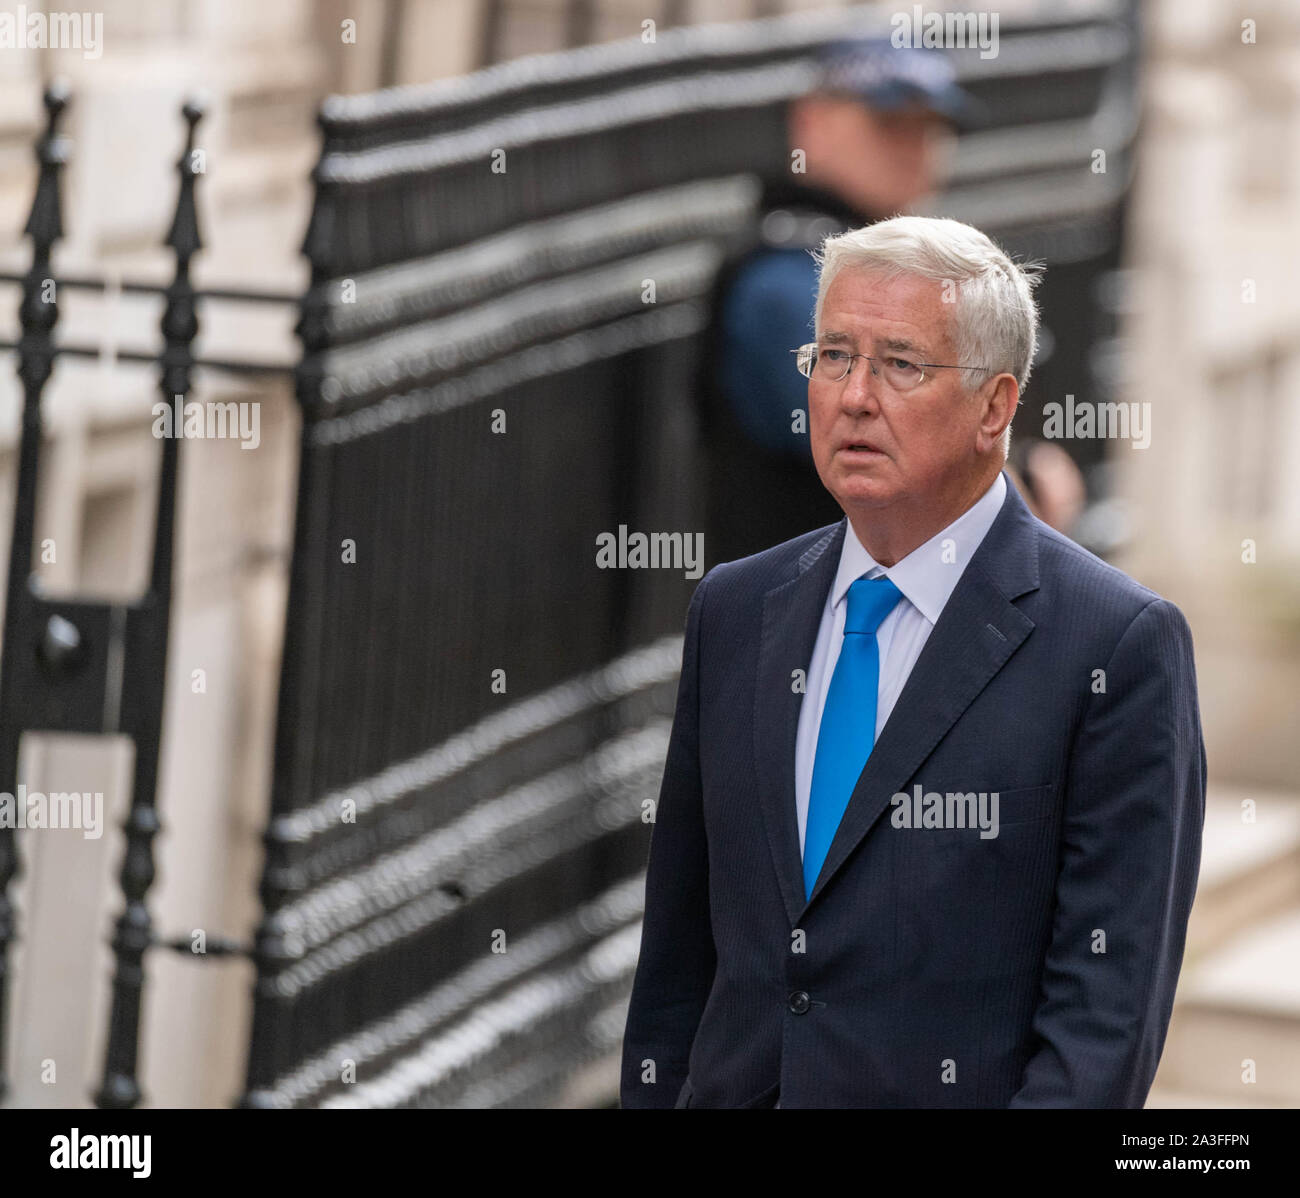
xmin=845 ymin=575 xmax=901 ymax=636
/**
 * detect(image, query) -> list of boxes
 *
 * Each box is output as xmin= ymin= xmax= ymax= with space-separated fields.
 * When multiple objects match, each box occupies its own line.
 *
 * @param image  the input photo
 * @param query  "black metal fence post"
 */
xmin=0 ymin=81 xmax=69 ymax=1104
xmin=94 ymin=99 xmax=205 ymax=1110
xmin=240 ymin=108 xmax=342 ymax=1108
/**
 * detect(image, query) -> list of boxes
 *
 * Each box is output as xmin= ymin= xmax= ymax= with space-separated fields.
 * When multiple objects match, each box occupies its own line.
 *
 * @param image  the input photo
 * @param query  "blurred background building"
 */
xmin=0 ymin=0 xmax=1295 ymax=1109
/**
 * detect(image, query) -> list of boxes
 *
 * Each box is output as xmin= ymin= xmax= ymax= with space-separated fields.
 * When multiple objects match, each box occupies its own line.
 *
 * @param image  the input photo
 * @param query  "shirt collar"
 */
xmin=830 ymin=471 xmax=1007 ymax=626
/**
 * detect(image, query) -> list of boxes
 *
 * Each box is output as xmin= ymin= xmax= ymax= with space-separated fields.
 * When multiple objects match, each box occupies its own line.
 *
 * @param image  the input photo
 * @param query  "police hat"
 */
xmin=814 ymin=36 xmax=983 ymax=130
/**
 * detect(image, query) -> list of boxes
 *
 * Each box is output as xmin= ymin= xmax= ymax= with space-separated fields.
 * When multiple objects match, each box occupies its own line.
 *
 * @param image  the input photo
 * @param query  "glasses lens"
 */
xmin=812 ymin=348 xmax=850 ymax=381
xmin=881 ymin=357 xmax=925 ymax=391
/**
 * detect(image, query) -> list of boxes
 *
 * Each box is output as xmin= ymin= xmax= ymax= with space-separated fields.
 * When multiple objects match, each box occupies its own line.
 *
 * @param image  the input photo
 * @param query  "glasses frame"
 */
xmin=792 ymin=342 xmax=997 ymax=389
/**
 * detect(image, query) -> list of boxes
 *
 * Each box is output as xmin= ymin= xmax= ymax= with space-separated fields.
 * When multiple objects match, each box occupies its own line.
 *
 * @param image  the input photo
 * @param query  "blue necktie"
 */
xmin=803 ymin=575 xmax=902 ymax=899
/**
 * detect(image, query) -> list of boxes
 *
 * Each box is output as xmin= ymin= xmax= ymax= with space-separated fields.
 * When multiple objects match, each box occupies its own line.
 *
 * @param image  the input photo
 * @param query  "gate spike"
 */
xmin=165 ymin=96 xmax=205 ymax=266
xmin=23 ymin=80 xmax=70 ymax=247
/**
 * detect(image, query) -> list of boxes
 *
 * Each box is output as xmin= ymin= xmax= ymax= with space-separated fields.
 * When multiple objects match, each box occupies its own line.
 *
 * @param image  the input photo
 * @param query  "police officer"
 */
xmin=701 ymin=39 xmax=979 ymax=566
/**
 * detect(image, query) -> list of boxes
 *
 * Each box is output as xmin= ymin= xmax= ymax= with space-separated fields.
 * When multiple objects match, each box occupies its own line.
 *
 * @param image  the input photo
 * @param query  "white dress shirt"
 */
xmin=793 ymin=471 xmax=1007 ymax=857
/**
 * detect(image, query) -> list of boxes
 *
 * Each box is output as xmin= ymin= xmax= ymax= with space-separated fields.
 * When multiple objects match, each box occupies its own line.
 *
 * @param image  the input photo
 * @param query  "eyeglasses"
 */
xmin=793 ymin=343 xmax=995 ymax=392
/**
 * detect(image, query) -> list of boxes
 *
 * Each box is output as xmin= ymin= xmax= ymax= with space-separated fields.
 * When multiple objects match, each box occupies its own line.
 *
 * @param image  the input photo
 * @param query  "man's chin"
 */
xmin=830 ymin=474 xmax=899 ymax=511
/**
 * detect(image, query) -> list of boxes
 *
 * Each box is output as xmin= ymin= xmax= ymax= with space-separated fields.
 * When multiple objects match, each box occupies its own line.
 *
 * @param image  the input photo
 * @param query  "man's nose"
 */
xmin=842 ymin=356 xmax=882 ymax=411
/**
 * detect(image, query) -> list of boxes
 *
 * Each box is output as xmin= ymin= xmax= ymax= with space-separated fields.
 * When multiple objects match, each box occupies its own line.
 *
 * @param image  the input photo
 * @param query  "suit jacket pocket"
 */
xmin=991 ymin=782 xmax=1056 ymax=827
xmin=894 ymin=782 xmax=1056 ymax=831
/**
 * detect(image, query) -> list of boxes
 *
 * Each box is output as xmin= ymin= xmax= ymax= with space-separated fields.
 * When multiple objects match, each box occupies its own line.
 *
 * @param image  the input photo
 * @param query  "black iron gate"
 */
xmin=0 ymin=84 xmax=299 ymax=1106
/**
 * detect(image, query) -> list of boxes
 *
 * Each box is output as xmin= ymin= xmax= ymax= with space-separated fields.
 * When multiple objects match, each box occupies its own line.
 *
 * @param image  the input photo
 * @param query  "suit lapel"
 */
xmin=754 ymin=520 xmax=844 ymax=927
xmin=801 ymin=474 xmax=1042 ymax=910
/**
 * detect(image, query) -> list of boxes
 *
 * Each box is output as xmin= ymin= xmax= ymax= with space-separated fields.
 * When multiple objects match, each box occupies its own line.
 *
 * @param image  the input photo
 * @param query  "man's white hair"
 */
xmin=812 ymin=216 xmax=1043 ymax=456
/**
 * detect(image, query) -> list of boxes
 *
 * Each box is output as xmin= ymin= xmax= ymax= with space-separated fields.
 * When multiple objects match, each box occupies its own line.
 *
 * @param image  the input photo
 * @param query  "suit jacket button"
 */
xmin=788 ymin=990 xmax=811 ymax=1014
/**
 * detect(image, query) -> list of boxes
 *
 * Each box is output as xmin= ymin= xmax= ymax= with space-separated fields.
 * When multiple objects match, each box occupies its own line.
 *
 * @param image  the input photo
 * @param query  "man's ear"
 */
xmin=976 ymin=372 xmax=1019 ymax=454
xmin=788 ymin=95 xmax=819 ymax=146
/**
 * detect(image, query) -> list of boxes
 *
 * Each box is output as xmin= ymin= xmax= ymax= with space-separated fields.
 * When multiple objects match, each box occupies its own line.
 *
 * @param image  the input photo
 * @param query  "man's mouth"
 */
xmin=839 ymin=441 xmax=885 ymax=455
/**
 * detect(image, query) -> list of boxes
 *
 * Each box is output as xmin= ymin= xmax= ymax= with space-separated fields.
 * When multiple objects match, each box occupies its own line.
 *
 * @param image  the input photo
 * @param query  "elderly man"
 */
xmin=621 ymin=216 xmax=1205 ymax=1109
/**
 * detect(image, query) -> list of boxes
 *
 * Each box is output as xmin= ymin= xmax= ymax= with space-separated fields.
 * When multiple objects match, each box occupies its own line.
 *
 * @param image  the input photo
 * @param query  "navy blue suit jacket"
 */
xmin=620 ymin=474 xmax=1206 ymax=1108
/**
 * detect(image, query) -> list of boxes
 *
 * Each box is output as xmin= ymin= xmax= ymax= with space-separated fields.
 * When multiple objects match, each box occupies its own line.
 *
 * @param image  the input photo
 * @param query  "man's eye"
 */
xmin=889 ymin=358 xmax=921 ymax=372
xmin=821 ymin=349 xmax=848 ymax=361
